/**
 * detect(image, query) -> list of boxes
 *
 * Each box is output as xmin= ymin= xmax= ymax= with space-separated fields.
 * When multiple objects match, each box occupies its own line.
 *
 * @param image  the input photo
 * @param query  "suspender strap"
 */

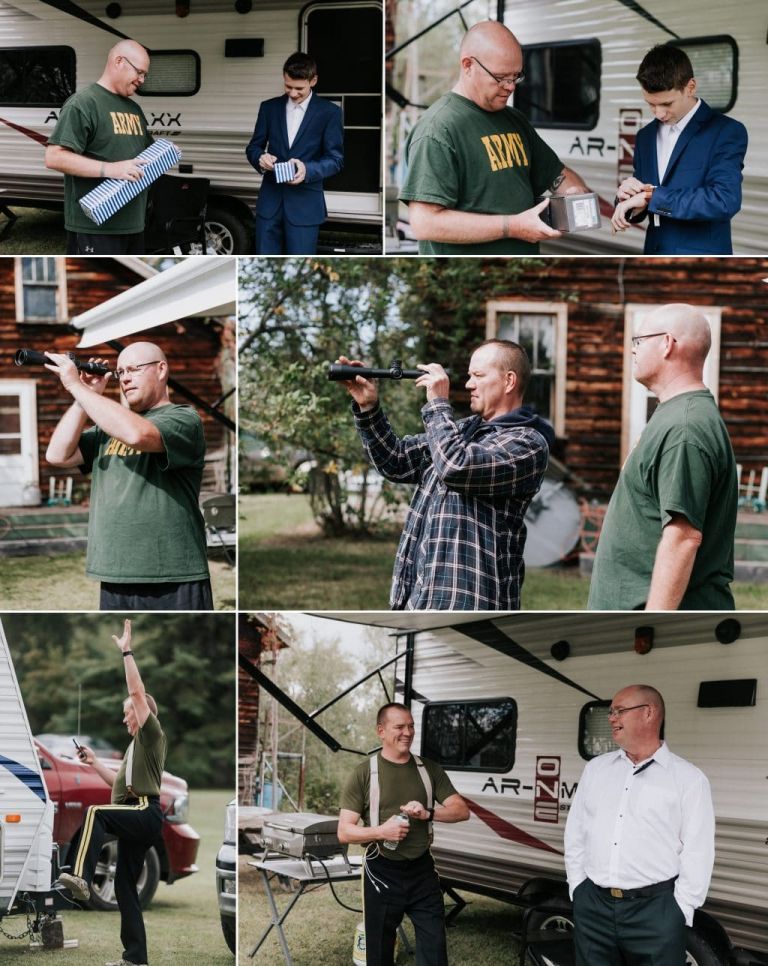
xmin=412 ymin=754 xmax=434 ymax=841
xmin=368 ymin=753 xmax=434 ymax=841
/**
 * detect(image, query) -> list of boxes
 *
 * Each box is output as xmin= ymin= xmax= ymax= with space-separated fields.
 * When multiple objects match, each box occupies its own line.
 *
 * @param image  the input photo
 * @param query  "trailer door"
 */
xmin=301 ymin=1 xmax=382 ymax=222
xmin=0 ymin=380 xmax=39 ymax=507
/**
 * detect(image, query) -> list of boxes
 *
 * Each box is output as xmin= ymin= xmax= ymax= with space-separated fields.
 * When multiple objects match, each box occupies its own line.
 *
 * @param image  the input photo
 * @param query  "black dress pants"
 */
xmin=363 ymin=850 xmax=448 ymax=966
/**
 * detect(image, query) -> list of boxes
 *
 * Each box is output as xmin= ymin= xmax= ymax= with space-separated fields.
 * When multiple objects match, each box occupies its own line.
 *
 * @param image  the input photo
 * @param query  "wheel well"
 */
xmin=691 ymin=910 xmax=733 ymax=962
xmin=206 ymin=194 xmax=253 ymax=228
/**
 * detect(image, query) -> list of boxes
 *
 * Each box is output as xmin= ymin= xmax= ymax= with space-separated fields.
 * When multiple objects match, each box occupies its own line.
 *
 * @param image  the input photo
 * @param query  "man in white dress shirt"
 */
xmin=564 ymin=684 xmax=715 ymax=965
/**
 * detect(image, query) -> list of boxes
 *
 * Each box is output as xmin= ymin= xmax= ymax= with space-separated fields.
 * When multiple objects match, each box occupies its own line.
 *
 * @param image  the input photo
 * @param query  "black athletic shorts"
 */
xmin=100 ymin=578 xmax=214 ymax=611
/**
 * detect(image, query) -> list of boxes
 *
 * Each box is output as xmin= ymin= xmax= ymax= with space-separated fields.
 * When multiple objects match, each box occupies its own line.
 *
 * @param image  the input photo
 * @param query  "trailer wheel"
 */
xmin=205 ymin=203 xmax=250 ymax=255
xmin=86 ymin=842 xmax=160 ymax=911
xmin=526 ymin=897 xmax=575 ymax=934
xmin=685 ymin=929 xmax=724 ymax=966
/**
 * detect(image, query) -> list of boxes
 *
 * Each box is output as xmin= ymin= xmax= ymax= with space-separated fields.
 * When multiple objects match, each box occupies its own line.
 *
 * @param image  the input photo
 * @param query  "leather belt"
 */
xmin=595 ymin=876 xmax=677 ymax=900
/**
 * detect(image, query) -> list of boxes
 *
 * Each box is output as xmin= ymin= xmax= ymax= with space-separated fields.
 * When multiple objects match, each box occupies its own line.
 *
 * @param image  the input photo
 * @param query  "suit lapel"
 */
xmin=661 ymin=100 xmax=710 ymax=184
xmin=277 ymin=94 xmax=290 ymax=153
xmin=290 ymin=95 xmax=319 ymax=150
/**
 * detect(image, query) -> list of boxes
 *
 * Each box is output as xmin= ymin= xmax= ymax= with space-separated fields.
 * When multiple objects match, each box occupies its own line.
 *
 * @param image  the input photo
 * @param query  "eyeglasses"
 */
xmin=115 ymin=360 xmax=161 ymax=380
xmin=631 ymin=332 xmax=677 ymax=348
xmin=470 ymin=56 xmax=525 ymax=89
xmin=122 ymin=55 xmax=149 ymax=81
xmin=607 ymin=704 xmax=649 ymax=719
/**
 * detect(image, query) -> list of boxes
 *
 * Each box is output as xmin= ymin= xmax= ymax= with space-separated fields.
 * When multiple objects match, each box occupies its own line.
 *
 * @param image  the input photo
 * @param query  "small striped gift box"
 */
xmin=274 ymin=161 xmax=297 ymax=184
xmin=79 ymin=139 xmax=183 ymax=225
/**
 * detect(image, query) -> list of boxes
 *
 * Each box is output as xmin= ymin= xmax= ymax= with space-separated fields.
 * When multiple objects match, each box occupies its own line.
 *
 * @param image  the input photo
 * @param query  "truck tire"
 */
xmin=205 ymin=202 xmax=250 ymax=255
xmin=220 ymin=913 xmax=236 ymax=954
xmin=87 ymin=842 xmax=161 ymax=912
xmin=526 ymin=896 xmax=575 ymax=934
xmin=685 ymin=929 xmax=725 ymax=966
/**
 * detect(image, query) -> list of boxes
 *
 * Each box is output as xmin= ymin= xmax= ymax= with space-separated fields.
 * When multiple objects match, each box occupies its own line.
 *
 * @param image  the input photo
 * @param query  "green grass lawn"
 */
xmin=1 ymin=553 xmax=235 ymax=610
xmin=239 ymin=493 xmax=768 ymax=611
xmin=238 ymin=852 xmax=523 ymax=965
xmin=0 ymin=788 xmax=234 ymax=964
xmin=0 ymin=206 xmax=67 ymax=254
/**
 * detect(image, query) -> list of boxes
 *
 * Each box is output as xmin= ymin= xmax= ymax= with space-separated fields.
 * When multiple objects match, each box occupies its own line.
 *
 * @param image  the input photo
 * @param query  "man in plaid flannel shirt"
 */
xmin=338 ymin=339 xmax=554 ymax=609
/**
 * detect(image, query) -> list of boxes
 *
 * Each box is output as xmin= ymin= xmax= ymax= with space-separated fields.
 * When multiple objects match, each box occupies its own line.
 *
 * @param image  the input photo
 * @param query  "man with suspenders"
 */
xmin=338 ymin=702 xmax=469 ymax=966
xmin=54 ymin=619 xmax=166 ymax=966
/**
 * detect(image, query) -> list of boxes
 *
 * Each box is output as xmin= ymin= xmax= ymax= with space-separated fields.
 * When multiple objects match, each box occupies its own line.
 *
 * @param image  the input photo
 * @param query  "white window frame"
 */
xmin=485 ymin=299 xmax=568 ymax=436
xmin=14 ymin=257 xmax=68 ymax=323
xmin=621 ymin=303 xmax=722 ymax=463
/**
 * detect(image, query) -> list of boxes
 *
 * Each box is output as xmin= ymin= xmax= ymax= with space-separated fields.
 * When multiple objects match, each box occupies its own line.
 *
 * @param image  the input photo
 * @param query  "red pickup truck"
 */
xmin=36 ymin=739 xmax=199 ymax=911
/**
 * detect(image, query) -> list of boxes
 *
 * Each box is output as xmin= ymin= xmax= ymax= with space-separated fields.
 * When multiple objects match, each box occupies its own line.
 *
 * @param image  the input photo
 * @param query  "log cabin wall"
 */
xmin=468 ymin=257 xmax=768 ymax=499
xmin=0 ymin=257 xmax=233 ymax=503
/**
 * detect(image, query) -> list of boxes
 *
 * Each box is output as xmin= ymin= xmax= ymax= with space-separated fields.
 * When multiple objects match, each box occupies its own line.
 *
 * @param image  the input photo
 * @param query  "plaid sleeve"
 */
xmin=353 ymin=402 xmax=429 ymax=484
xmin=422 ymin=400 xmax=549 ymax=495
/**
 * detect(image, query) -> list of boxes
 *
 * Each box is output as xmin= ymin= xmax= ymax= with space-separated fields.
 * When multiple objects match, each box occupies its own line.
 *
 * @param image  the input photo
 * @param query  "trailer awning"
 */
xmin=72 ymin=257 xmax=236 ymax=348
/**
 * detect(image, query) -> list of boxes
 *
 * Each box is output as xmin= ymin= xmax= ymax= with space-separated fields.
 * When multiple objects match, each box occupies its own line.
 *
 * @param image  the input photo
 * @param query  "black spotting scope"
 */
xmin=328 ymin=358 xmax=443 ymax=381
xmin=14 ymin=348 xmax=111 ymax=376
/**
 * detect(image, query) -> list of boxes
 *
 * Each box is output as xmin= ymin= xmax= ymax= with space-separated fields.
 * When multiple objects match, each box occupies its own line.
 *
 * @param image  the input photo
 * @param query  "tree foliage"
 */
xmin=4 ymin=613 xmax=235 ymax=790
xmin=238 ymin=257 xmax=552 ymax=534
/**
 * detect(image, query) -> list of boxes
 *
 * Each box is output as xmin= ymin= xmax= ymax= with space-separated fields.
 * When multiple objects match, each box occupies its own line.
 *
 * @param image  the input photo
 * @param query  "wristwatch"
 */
xmin=426 ymin=807 xmax=435 ymax=822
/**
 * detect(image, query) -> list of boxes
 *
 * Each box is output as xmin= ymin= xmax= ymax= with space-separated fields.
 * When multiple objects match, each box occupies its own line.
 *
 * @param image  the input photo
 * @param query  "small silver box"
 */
xmin=541 ymin=192 xmax=602 ymax=232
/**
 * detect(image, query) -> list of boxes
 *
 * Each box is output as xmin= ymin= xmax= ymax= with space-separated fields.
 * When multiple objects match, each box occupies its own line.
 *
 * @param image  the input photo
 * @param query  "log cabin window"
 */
xmin=421 ymin=698 xmax=517 ymax=772
xmin=485 ymin=300 xmax=567 ymax=436
xmin=14 ymin=257 xmax=68 ymax=323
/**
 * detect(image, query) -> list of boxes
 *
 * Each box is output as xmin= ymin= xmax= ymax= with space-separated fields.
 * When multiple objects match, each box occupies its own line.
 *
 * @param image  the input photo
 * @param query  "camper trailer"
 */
xmin=0 ymin=619 xmax=55 ymax=929
xmin=0 ymin=0 xmax=382 ymax=253
xmin=282 ymin=613 xmax=766 ymax=965
xmin=388 ymin=0 xmax=767 ymax=255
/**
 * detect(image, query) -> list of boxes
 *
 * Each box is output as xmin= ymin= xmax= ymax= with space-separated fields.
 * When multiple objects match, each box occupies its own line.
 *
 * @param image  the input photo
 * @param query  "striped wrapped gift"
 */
xmin=79 ymin=139 xmax=183 ymax=225
xmin=274 ymin=160 xmax=297 ymax=184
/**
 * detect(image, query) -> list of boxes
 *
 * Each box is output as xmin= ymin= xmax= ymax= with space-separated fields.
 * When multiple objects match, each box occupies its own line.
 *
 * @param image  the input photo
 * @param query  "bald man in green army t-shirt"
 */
xmin=338 ymin=703 xmax=470 ymax=966
xmin=55 ymin=621 xmax=166 ymax=966
xmin=400 ymin=20 xmax=590 ymax=255
xmin=46 ymin=39 xmax=154 ymax=255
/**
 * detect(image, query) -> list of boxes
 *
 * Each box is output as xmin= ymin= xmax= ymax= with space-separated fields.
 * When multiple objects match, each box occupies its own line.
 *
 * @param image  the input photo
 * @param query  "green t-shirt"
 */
xmin=79 ymin=403 xmax=210 ymax=583
xmin=48 ymin=82 xmax=153 ymax=234
xmin=400 ymin=92 xmax=563 ymax=255
xmin=588 ymin=390 xmax=737 ymax=610
xmin=112 ymin=712 xmax=167 ymax=804
xmin=339 ymin=753 xmax=458 ymax=862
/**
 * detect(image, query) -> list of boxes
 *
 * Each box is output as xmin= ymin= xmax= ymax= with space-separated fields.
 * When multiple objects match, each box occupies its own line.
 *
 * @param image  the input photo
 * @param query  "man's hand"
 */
xmin=107 ymin=158 xmax=147 ymax=182
xmin=379 ymin=815 xmax=409 ymax=842
xmin=415 ymin=364 xmax=450 ymax=402
xmin=511 ymin=199 xmax=562 ymax=243
xmin=76 ymin=742 xmax=96 ymax=765
xmin=612 ymin=192 xmax=648 ymax=232
xmin=259 ymin=152 xmax=277 ymax=172
xmin=335 ymin=355 xmax=379 ymax=411
xmin=288 ymin=159 xmax=307 ymax=185
xmin=400 ymin=800 xmax=430 ymax=820
xmin=44 ymin=353 xmax=111 ymax=395
xmin=616 ymin=177 xmax=646 ymax=201
xmin=112 ymin=618 xmax=132 ymax=654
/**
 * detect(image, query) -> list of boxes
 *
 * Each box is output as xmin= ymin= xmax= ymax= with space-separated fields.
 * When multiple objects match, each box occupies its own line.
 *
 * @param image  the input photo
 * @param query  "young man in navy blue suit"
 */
xmin=246 ymin=52 xmax=344 ymax=254
xmin=611 ymin=45 xmax=747 ymax=254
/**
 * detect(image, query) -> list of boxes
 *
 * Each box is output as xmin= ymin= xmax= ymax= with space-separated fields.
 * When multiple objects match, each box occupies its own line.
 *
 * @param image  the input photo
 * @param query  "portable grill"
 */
xmin=259 ymin=813 xmax=347 ymax=865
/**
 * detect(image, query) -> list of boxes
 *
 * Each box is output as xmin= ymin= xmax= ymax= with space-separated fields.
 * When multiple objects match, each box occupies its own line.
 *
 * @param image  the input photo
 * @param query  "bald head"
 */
xmin=455 ymin=21 xmax=524 ymax=111
xmin=101 ymin=39 xmax=149 ymax=97
xmin=648 ymin=304 xmax=711 ymax=363
xmin=116 ymin=342 xmax=170 ymax=411
xmin=108 ymin=40 xmax=149 ymax=66
xmin=459 ymin=21 xmax=521 ymax=61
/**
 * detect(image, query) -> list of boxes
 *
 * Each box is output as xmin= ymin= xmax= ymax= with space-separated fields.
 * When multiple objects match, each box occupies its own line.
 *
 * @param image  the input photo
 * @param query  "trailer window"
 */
xmin=579 ymin=701 xmax=613 ymax=760
xmin=0 ymin=46 xmax=74 ymax=107
xmin=421 ymin=699 xmax=517 ymax=772
xmin=669 ymin=36 xmax=737 ymax=113
xmin=515 ymin=40 xmax=601 ymax=130
xmin=137 ymin=51 xmax=200 ymax=97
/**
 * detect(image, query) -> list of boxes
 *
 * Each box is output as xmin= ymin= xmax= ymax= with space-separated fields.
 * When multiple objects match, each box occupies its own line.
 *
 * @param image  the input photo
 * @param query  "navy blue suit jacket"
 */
xmin=631 ymin=99 xmax=747 ymax=254
xmin=245 ymin=93 xmax=344 ymax=227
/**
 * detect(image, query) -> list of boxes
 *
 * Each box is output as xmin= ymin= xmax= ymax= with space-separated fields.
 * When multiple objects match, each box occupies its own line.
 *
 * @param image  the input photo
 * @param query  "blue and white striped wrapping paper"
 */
xmin=274 ymin=161 xmax=297 ymax=184
xmin=79 ymin=139 xmax=183 ymax=225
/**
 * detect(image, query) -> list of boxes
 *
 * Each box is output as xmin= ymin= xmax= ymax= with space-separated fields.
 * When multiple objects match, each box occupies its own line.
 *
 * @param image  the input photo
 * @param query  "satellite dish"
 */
xmin=523 ymin=477 xmax=581 ymax=567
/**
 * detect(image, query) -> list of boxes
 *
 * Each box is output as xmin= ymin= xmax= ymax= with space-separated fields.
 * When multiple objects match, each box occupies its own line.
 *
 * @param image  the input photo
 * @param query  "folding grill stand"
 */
xmin=247 ymin=854 xmax=413 ymax=964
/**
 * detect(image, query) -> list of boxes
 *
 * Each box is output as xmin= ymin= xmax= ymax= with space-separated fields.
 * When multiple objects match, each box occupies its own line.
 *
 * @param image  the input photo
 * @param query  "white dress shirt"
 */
xmin=286 ymin=92 xmax=311 ymax=149
xmin=564 ymin=741 xmax=715 ymax=925
xmin=656 ymin=97 xmax=701 ymax=182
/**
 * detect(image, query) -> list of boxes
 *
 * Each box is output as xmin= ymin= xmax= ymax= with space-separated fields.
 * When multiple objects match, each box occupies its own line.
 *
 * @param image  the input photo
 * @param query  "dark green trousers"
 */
xmin=573 ymin=878 xmax=687 ymax=966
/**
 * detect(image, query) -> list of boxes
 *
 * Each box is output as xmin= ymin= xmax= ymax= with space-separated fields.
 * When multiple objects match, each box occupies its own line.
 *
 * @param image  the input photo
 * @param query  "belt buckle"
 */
xmin=610 ymin=888 xmax=623 ymax=899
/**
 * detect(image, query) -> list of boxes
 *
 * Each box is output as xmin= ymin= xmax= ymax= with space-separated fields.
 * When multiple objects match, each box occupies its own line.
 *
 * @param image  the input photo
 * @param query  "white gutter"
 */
xmin=72 ymin=257 xmax=236 ymax=348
